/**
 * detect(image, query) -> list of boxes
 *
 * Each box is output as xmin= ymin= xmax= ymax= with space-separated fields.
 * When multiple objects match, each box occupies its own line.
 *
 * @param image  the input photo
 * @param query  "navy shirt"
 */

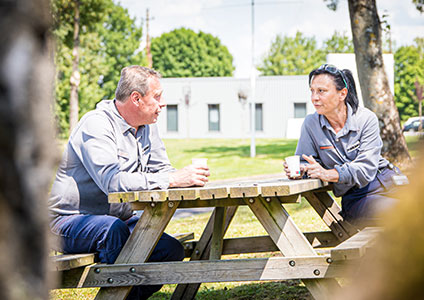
xmin=48 ymin=100 xmax=174 ymax=220
xmin=296 ymin=104 xmax=389 ymax=197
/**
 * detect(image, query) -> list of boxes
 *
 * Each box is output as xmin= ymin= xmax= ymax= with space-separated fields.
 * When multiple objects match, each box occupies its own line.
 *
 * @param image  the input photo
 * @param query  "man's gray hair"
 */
xmin=115 ymin=66 xmax=161 ymax=102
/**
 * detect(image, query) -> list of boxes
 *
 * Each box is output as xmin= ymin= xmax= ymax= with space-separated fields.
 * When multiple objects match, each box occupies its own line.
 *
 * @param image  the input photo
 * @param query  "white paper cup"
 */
xmin=192 ymin=158 xmax=208 ymax=167
xmin=285 ymin=155 xmax=300 ymax=177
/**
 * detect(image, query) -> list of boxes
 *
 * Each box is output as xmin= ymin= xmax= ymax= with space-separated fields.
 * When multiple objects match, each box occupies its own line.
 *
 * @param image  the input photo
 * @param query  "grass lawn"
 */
xmin=51 ymin=136 xmax=422 ymax=300
xmin=163 ymin=138 xmax=299 ymax=181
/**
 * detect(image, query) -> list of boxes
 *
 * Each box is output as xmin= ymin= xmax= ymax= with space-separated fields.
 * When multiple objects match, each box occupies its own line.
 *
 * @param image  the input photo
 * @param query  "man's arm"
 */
xmin=70 ymin=114 xmax=171 ymax=193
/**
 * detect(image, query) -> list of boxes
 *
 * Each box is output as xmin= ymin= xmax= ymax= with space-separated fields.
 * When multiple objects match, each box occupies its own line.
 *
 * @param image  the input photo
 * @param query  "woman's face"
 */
xmin=310 ymin=74 xmax=347 ymax=116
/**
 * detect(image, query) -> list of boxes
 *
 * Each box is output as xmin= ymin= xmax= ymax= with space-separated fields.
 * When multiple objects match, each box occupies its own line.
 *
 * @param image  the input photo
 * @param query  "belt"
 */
xmin=378 ymin=162 xmax=398 ymax=174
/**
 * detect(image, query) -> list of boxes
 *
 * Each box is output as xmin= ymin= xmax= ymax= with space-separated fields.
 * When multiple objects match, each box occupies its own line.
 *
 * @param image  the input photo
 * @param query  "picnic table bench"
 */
xmin=52 ymin=175 xmax=383 ymax=300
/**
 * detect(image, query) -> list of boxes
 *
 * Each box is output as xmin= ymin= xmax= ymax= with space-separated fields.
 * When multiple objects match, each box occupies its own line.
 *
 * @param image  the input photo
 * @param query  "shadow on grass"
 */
xmin=151 ymin=280 xmax=312 ymax=300
xmin=184 ymin=140 xmax=299 ymax=160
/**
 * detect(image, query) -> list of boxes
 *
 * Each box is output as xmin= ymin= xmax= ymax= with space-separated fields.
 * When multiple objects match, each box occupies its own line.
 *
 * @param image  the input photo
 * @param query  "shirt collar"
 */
xmin=110 ymin=99 xmax=134 ymax=134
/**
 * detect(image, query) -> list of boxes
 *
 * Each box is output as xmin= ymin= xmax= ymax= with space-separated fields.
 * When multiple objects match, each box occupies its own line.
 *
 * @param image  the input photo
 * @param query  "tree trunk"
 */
xmin=348 ymin=0 xmax=411 ymax=164
xmin=0 ymin=0 xmax=57 ymax=299
xmin=69 ymin=0 xmax=81 ymax=133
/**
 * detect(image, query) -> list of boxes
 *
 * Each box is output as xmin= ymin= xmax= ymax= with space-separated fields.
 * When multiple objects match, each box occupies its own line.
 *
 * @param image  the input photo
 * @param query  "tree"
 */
xmin=323 ymin=31 xmax=354 ymax=54
xmin=394 ymin=38 xmax=424 ymax=121
xmin=0 ymin=0 xmax=56 ymax=299
xmin=52 ymin=0 xmax=145 ymax=137
xmin=325 ymin=0 xmax=411 ymax=164
xmin=258 ymin=32 xmax=325 ymax=75
xmin=151 ymin=27 xmax=234 ymax=77
xmin=96 ymin=4 xmax=145 ymax=99
xmin=52 ymin=0 xmax=109 ymax=134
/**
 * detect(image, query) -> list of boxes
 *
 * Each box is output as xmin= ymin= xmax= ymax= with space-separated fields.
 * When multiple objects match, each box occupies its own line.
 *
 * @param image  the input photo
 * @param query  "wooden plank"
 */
xmin=109 ymin=179 xmax=328 ymax=204
xmin=177 ymin=198 xmax=246 ymax=208
xmin=51 ymin=253 xmax=96 ymax=272
xmin=198 ymin=186 xmax=229 ymax=200
xmin=304 ymin=231 xmax=339 ymax=249
xmin=109 ymin=190 xmax=168 ymax=203
xmin=168 ymin=188 xmax=198 ymax=201
xmin=63 ymin=256 xmax=351 ymax=288
xmin=331 ymin=227 xmax=382 ymax=261
xmin=210 ymin=207 xmax=226 ymax=260
xmin=303 ymin=191 xmax=356 ymax=241
xmin=260 ymin=179 xmax=327 ymax=196
xmin=247 ymin=196 xmax=314 ymax=256
xmin=184 ymin=231 xmax=339 ymax=257
xmin=94 ymin=201 xmax=179 ymax=300
xmin=229 ymin=185 xmax=260 ymax=198
xmin=172 ymin=232 xmax=195 ymax=243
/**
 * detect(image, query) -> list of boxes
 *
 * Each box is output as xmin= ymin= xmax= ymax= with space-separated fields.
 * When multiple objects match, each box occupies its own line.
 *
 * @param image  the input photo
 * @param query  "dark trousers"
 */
xmin=341 ymin=166 xmax=400 ymax=224
xmin=51 ymin=214 xmax=185 ymax=299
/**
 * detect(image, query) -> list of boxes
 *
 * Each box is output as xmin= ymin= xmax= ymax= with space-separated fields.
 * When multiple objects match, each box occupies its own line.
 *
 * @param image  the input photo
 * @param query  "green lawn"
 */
xmin=164 ymin=138 xmax=299 ymax=181
xmin=51 ymin=136 xmax=421 ymax=300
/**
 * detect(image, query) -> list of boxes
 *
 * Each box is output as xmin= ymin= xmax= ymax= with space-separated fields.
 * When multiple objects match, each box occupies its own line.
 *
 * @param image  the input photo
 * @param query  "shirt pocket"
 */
xmin=346 ymin=141 xmax=360 ymax=160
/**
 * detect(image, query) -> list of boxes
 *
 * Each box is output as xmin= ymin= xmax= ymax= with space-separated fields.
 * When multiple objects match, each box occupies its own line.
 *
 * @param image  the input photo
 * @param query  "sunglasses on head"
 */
xmin=318 ymin=64 xmax=348 ymax=89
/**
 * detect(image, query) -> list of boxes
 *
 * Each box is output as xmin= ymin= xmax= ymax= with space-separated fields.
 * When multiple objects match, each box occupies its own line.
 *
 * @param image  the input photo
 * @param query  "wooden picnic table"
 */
xmin=57 ymin=175 xmax=380 ymax=300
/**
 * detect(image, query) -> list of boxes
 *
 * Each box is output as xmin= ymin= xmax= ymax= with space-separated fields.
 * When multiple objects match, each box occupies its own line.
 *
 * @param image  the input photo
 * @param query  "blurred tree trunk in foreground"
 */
xmin=0 ymin=0 xmax=57 ymax=299
xmin=348 ymin=0 xmax=411 ymax=165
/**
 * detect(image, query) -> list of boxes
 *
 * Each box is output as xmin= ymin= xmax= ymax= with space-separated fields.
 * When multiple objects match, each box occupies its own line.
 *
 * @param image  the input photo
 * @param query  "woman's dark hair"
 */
xmin=308 ymin=64 xmax=359 ymax=113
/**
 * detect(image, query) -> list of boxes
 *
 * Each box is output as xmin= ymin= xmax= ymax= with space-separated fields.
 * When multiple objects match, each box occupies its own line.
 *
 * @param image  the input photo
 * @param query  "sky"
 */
xmin=118 ymin=0 xmax=424 ymax=78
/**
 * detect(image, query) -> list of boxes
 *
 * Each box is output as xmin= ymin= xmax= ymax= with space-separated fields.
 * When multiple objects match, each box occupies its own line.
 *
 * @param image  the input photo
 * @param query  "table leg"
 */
xmin=210 ymin=206 xmax=226 ymax=260
xmin=94 ymin=201 xmax=179 ymax=300
xmin=246 ymin=196 xmax=341 ymax=300
xmin=303 ymin=191 xmax=357 ymax=241
xmin=171 ymin=206 xmax=237 ymax=300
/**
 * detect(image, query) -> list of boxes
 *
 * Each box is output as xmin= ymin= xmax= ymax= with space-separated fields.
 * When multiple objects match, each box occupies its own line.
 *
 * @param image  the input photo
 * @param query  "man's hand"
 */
xmin=169 ymin=164 xmax=210 ymax=188
xmin=302 ymin=154 xmax=339 ymax=182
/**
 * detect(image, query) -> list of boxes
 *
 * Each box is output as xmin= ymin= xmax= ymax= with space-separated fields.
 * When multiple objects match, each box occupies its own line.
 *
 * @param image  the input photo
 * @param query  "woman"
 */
xmin=285 ymin=64 xmax=402 ymax=225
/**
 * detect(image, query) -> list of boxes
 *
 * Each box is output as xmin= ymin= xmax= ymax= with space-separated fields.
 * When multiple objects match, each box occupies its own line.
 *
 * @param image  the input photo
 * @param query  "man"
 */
xmin=48 ymin=66 xmax=209 ymax=299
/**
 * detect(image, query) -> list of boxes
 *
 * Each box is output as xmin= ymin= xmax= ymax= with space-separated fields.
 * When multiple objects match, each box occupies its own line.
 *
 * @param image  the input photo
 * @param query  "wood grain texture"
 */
xmin=61 ymin=256 xmax=351 ymax=288
xmin=331 ymin=227 xmax=382 ymax=261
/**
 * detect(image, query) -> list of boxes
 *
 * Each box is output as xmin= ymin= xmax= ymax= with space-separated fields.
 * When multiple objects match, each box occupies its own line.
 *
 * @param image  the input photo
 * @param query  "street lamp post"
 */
xmin=250 ymin=0 xmax=256 ymax=158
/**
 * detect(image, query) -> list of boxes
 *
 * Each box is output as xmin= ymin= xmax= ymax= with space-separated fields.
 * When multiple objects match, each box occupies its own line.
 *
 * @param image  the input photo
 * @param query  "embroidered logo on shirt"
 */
xmin=347 ymin=141 xmax=360 ymax=152
xmin=117 ymin=149 xmax=129 ymax=159
xmin=319 ymin=145 xmax=334 ymax=150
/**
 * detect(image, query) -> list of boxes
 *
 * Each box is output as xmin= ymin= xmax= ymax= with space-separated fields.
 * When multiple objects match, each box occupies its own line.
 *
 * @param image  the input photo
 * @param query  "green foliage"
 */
xmin=323 ymin=31 xmax=354 ymax=53
xmin=258 ymin=32 xmax=326 ymax=75
xmin=259 ymin=31 xmax=353 ymax=76
xmin=394 ymin=38 xmax=424 ymax=121
xmin=151 ymin=27 xmax=234 ymax=77
xmin=52 ymin=0 xmax=145 ymax=137
xmin=413 ymin=0 xmax=424 ymax=13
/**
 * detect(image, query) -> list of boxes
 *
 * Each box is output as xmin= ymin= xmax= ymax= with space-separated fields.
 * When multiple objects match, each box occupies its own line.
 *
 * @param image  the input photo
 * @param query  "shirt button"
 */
xmin=335 ymin=138 xmax=339 ymax=142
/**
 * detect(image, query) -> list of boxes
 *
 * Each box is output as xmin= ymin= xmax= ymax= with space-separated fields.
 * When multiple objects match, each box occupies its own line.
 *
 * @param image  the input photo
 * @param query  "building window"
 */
xmin=208 ymin=104 xmax=220 ymax=131
xmin=255 ymin=103 xmax=263 ymax=131
xmin=167 ymin=105 xmax=178 ymax=132
xmin=294 ymin=102 xmax=307 ymax=118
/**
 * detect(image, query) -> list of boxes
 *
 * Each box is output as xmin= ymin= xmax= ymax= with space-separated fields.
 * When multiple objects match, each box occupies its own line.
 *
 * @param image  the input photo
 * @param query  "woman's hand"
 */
xmin=302 ymin=154 xmax=339 ymax=182
xmin=283 ymin=160 xmax=306 ymax=180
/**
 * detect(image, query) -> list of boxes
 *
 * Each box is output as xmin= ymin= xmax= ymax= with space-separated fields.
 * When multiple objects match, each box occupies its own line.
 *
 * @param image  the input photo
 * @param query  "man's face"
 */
xmin=137 ymin=77 xmax=165 ymax=125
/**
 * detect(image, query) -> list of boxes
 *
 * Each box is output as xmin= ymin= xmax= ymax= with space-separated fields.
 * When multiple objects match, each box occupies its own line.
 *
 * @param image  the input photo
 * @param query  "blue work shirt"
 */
xmin=296 ymin=104 xmax=389 ymax=197
xmin=48 ymin=100 xmax=174 ymax=220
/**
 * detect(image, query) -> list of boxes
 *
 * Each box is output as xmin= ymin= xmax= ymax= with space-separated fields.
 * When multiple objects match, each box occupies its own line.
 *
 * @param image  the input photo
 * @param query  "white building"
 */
xmin=157 ymin=54 xmax=394 ymax=139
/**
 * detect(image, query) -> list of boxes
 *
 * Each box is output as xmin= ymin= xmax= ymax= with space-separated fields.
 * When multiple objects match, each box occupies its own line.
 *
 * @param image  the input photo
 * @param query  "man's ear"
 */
xmin=130 ymin=91 xmax=141 ymax=105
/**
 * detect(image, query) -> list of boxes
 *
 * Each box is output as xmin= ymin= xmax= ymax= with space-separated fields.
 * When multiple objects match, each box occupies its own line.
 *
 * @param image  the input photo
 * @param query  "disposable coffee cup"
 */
xmin=192 ymin=158 xmax=208 ymax=167
xmin=285 ymin=155 xmax=300 ymax=177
